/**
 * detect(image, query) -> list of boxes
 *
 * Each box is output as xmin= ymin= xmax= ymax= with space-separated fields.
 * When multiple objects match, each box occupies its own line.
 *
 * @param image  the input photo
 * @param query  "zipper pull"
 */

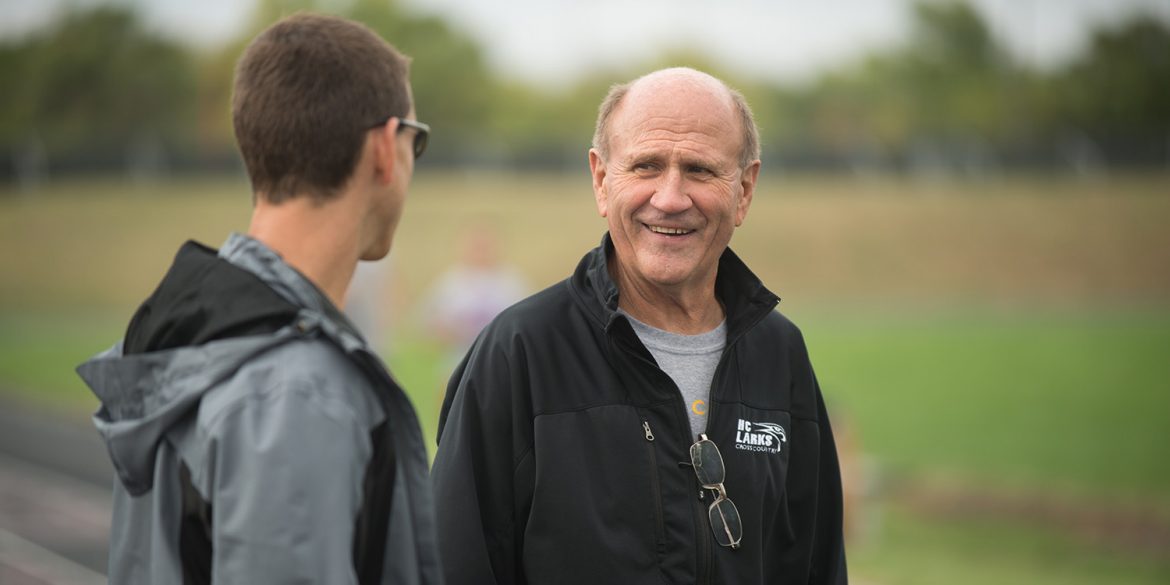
xmin=642 ymin=421 xmax=655 ymax=441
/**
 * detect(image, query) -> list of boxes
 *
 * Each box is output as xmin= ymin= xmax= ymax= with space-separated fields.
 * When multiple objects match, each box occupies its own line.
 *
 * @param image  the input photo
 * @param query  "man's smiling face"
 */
xmin=590 ymin=71 xmax=758 ymax=295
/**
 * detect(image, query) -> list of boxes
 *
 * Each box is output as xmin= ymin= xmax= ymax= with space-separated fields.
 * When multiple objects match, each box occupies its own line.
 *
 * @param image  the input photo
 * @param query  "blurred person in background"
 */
xmin=422 ymin=223 xmax=527 ymax=375
xmin=432 ymin=67 xmax=847 ymax=584
xmin=75 ymin=13 xmax=439 ymax=584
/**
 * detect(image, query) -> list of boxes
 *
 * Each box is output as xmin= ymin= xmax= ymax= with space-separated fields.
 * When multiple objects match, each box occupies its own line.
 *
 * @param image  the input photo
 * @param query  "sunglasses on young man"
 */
xmin=368 ymin=116 xmax=430 ymax=160
xmin=690 ymin=433 xmax=743 ymax=549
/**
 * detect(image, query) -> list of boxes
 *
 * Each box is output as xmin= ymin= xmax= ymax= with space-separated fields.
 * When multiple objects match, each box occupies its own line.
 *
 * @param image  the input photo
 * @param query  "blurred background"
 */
xmin=1 ymin=0 xmax=1168 ymax=583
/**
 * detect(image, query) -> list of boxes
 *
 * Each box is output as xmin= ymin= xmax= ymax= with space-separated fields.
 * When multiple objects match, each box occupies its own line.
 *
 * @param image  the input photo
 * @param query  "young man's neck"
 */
xmin=247 ymin=194 xmax=364 ymax=309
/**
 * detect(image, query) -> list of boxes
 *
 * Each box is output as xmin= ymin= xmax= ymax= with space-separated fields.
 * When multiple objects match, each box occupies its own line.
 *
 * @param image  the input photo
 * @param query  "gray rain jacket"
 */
xmin=76 ymin=233 xmax=440 ymax=585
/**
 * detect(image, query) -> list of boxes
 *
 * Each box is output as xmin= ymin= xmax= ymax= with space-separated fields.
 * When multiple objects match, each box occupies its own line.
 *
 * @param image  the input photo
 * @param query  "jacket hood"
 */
xmin=120 ymin=240 xmax=299 ymax=355
xmin=77 ymin=336 xmax=288 ymax=495
xmin=568 ymin=232 xmax=781 ymax=343
xmin=76 ymin=233 xmax=357 ymax=495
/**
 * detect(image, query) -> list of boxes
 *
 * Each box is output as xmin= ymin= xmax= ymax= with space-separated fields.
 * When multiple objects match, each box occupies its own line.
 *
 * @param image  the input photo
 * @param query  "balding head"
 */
xmin=592 ymin=67 xmax=760 ymax=169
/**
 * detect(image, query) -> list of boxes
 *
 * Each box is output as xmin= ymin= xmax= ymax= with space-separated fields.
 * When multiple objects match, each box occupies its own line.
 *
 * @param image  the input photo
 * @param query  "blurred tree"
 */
xmin=903 ymin=1 xmax=1007 ymax=135
xmin=769 ymin=0 xmax=1021 ymax=174
xmin=0 ymin=7 xmax=196 ymax=175
xmin=190 ymin=0 xmax=496 ymax=165
xmin=192 ymin=45 xmax=240 ymax=163
xmin=3 ymin=0 xmax=1169 ymax=180
xmin=0 ymin=37 xmax=38 ymax=147
xmin=485 ymin=79 xmax=598 ymax=168
xmin=908 ymin=1 xmax=999 ymax=72
xmin=349 ymin=0 xmax=495 ymax=164
xmin=1057 ymin=15 xmax=1170 ymax=166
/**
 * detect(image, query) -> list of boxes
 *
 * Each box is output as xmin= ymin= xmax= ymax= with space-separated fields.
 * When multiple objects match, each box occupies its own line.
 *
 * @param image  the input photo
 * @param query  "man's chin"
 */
xmin=635 ymin=265 xmax=699 ymax=290
xmin=360 ymin=238 xmax=392 ymax=262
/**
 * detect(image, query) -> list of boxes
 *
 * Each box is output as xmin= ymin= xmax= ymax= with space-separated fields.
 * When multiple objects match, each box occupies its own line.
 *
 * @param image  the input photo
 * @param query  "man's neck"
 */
xmin=611 ymin=259 xmax=724 ymax=335
xmin=247 ymin=195 xmax=363 ymax=309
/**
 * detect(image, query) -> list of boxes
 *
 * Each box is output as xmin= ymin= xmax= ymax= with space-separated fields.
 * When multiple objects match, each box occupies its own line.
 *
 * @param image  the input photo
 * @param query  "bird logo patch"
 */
xmin=735 ymin=419 xmax=787 ymax=454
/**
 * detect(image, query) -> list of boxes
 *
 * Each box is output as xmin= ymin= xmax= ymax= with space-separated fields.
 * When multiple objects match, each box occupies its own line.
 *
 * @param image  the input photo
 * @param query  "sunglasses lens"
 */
xmin=413 ymin=131 xmax=427 ymax=159
xmin=708 ymin=497 xmax=743 ymax=548
xmin=690 ymin=440 xmax=725 ymax=486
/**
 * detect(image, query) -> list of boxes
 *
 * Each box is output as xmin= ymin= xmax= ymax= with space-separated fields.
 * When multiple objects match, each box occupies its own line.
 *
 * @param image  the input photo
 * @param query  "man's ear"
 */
xmin=589 ymin=148 xmax=608 ymax=217
xmin=372 ymin=118 xmax=401 ymax=186
xmin=735 ymin=160 xmax=760 ymax=227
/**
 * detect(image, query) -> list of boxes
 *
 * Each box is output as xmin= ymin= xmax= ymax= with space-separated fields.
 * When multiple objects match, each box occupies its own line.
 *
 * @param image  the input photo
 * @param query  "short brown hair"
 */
xmin=591 ymin=69 xmax=760 ymax=169
xmin=233 ymin=13 xmax=411 ymax=203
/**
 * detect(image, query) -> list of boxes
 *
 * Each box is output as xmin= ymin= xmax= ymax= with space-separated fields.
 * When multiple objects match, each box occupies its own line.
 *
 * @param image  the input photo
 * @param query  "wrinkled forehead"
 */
xmin=611 ymin=75 xmax=740 ymax=154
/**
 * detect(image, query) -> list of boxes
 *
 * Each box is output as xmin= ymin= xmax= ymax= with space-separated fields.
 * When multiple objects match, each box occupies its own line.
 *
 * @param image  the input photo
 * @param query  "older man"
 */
xmin=432 ymin=68 xmax=847 ymax=584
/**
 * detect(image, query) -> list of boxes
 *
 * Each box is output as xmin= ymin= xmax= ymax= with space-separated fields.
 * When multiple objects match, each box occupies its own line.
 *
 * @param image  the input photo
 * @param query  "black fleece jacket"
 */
xmin=432 ymin=234 xmax=847 ymax=585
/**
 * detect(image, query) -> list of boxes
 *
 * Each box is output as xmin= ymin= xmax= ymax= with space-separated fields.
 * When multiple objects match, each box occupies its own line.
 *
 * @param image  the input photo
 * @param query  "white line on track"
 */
xmin=0 ymin=527 xmax=106 ymax=585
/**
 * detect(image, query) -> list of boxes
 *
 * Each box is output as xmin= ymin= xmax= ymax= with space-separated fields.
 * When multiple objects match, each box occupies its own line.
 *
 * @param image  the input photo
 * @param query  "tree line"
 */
xmin=1 ymin=0 xmax=1167 ymax=183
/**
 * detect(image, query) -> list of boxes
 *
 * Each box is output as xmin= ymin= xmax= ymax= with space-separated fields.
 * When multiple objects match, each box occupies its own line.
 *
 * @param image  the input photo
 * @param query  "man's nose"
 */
xmin=649 ymin=168 xmax=693 ymax=214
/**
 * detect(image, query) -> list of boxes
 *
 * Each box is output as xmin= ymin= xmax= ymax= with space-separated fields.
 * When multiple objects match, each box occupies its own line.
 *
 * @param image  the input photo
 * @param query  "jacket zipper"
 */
xmin=693 ymin=342 xmax=745 ymax=584
xmin=627 ymin=346 xmax=716 ymax=584
xmin=696 ymin=481 xmax=713 ymax=585
xmin=696 ymin=349 xmax=735 ymax=585
xmin=684 ymin=393 xmax=715 ymax=585
xmin=659 ymin=366 xmax=717 ymax=585
xmin=622 ymin=324 xmax=757 ymax=585
xmin=641 ymin=419 xmax=667 ymax=557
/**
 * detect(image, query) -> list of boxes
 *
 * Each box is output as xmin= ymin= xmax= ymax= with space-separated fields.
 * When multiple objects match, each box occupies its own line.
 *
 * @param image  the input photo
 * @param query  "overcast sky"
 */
xmin=3 ymin=0 xmax=1168 ymax=86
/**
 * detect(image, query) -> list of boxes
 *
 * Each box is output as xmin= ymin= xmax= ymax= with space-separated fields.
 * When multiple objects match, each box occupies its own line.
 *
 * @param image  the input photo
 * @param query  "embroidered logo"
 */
xmin=735 ymin=418 xmax=786 ymax=454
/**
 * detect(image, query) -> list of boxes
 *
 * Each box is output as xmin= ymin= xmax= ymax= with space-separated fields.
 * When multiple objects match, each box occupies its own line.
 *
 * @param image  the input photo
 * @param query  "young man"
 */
xmin=432 ymin=68 xmax=847 ymax=584
xmin=76 ymin=13 xmax=438 ymax=584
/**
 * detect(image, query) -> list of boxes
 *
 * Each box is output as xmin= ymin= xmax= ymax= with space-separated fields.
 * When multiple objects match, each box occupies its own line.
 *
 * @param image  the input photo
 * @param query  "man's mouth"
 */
xmin=646 ymin=224 xmax=694 ymax=236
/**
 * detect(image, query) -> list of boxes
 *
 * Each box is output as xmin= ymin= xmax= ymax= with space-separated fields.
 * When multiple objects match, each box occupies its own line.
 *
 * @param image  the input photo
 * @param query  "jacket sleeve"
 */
xmin=811 ymin=380 xmax=849 ymax=585
xmin=432 ymin=336 xmax=532 ymax=585
xmin=207 ymin=380 xmax=370 ymax=584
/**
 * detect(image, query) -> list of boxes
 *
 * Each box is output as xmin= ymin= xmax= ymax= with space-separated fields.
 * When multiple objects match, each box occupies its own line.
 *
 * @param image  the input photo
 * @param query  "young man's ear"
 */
xmin=372 ymin=118 xmax=400 ymax=186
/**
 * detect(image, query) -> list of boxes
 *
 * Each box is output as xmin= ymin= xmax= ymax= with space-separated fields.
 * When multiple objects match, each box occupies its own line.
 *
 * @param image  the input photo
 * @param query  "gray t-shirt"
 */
xmin=622 ymin=310 xmax=727 ymax=439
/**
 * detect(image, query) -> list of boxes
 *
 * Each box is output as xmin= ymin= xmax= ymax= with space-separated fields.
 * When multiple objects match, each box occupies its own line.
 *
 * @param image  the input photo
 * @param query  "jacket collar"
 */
xmin=218 ymin=232 xmax=366 ymax=349
xmin=569 ymin=232 xmax=780 ymax=344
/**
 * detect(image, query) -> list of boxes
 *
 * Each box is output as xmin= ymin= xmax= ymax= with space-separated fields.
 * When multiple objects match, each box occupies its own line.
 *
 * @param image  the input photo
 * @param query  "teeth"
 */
xmin=648 ymin=225 xmax=691 ymax=235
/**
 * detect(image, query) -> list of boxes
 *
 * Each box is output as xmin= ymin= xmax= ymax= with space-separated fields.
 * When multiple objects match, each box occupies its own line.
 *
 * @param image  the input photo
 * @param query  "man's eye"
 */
xmin=688 ymin=165 xmax=712 ymax=175
xmin=632 ymin=162 xmax=656 ymax=172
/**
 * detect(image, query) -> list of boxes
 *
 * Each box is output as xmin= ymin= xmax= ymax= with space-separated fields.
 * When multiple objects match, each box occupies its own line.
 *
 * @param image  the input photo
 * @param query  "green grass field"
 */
xmin=803 ymin=307 xmax=1170 ymax=498
xmin=2 ymin=172 xmax=1168 ymax=583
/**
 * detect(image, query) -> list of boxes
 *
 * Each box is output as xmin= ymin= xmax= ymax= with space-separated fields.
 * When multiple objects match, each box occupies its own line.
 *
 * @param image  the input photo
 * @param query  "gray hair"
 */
xmin=591 ymin=69 xmax=761 ymax=169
